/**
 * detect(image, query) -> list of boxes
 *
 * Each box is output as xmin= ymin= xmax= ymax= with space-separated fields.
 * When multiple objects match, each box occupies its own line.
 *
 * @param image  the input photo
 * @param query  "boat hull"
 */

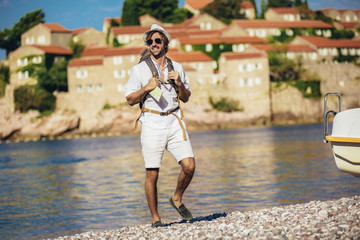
xmin=331 ymin=141 xmax=360 ymax=177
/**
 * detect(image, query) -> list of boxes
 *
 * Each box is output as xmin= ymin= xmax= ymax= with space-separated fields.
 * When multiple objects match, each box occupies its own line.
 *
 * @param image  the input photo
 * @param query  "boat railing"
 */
xmin=323 ymin=93 xmax=341 ymax=143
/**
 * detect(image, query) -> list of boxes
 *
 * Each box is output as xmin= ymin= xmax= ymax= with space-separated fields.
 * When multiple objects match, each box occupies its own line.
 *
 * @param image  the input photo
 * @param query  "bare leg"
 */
xmin=172 ymin=157 xmax=195 ymax=208
xmin=145 ymin=168 xmax=161 ymax=224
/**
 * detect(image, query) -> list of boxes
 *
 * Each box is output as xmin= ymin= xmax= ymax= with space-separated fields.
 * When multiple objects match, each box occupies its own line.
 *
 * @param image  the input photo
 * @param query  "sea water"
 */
xmin=1 ymin=123 xmax=359 ymax=239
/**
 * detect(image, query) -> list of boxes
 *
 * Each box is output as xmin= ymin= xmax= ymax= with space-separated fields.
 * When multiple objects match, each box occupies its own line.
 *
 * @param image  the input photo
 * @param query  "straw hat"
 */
xmin=142 ymin=24 xmax=171 ymax=43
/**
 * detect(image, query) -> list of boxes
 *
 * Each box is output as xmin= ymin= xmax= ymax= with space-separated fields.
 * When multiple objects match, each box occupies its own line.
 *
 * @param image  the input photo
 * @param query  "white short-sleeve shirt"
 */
xmin=125 ymin=57 xmax=191 ymax=129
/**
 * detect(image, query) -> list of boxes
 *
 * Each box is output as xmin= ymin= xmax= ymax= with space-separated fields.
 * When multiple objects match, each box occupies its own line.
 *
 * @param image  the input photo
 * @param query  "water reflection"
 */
xmin=0 ymin=123 xmax=359 ymax=240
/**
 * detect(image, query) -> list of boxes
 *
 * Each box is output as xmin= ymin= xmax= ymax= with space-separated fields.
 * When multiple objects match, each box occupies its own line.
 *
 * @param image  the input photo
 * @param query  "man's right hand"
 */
xmin=145 ymin=77 xmax=159 ymax=92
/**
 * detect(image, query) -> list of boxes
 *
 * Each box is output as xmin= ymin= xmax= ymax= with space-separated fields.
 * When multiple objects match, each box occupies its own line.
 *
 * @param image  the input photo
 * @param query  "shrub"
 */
xmin=209 ymin=96 xmax=242 ymax=112
xmin=14 ymin=85 xmax=55 ymax=113
xmin=0 ymin=65 xmax=9 ymax=98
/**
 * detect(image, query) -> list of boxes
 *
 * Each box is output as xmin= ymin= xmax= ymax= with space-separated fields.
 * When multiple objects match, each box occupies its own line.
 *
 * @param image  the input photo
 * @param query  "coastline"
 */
xmin=50 ymin=196 xmax=360 ymax=240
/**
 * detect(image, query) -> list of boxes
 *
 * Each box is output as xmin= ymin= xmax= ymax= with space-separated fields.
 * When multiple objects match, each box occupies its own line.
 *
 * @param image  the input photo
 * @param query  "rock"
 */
xmin=19 ymin=110 xmax=80 ymax=137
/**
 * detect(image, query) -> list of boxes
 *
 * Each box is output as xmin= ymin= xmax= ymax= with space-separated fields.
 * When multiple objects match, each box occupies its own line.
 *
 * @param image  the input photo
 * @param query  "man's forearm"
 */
xmin=126 ymin=87 xmax=149 ymax=106
xmin=178 ymin=83 xmax=191 ymax=103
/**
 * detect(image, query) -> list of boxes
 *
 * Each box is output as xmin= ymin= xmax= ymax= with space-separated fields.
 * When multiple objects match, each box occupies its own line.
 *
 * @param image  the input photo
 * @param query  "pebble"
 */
xmin=49 ymin=196 xmax=360 ymax=240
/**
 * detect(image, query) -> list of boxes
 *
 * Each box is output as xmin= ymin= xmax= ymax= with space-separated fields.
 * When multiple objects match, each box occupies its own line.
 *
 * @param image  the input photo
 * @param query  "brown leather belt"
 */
xmin=134 ymin=106 xmax=187 ymax=141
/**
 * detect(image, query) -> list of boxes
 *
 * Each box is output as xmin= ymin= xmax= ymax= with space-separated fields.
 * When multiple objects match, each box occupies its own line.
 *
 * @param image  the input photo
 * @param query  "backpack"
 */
xmin=134 ymin=54 xmax=187 ymax=141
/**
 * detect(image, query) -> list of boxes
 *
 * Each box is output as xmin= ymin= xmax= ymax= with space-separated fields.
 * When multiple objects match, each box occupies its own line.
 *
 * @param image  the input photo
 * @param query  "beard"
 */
xmin=150 ymin=45 xmax=166 ymax=59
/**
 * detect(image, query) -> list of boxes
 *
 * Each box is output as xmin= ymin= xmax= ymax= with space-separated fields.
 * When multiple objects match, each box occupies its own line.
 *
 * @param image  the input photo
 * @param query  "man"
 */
xmin=124 ymin=24 xmax=196 ymax=228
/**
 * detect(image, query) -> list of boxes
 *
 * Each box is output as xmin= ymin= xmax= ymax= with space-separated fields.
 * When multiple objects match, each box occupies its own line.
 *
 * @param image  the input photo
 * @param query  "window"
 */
xmin=96 ymin=83 xmax=103 ymax=91
xmin=286 ymin=29 xmax=294 ymax=36
xmin=76 ymin=70 xmax=88 ymax=79
xmin=113 ymin=56 xmax=123 ymax=65
xmin=117 ymin=84 xmax=125 ymax=92
xmin=37 ymin=35 xmax=45 ymax=44
xmin=114 ymin=70 xmax=126 ymax=78
xmin=87 ymin=84 xmax=93 ymax=92
xmin=185 ymin=44 xmax=192 ymax=52
xmin=25 ymin=37 xmax=34 ymax=45
xmin=319 ymin=48 xmax=328 ymax=56
xmin=256 ymin=63 xmax=263 ymax=70
xmin=205 ymin=43 xmax=213 ymax=52
xmin=341 ymin=48 xmax=348 ymax=55
xmin=76 ymin=85 xmax=83 ymax=92
xmin=255 ymin=77 xmax=261 ymax=85
xmin=118 ymin=35 xmax=130 ymax=43
xmin=239 ymin=78 xmax=245 ymax=87
xmin=17 ymin=58 xmax=28 ymax=66
xmin=212 ymin=76 xmax=217 ymax=85
xmin=197 ymin=78 xmax=203 ymax=86
xmin=238 ymin=64 xmax=244 ymax=72
xmin=32 ymin=56 xmax=42 ymax=64
xmin=130 ymin=55 xmax=135 ymax=62
xmin=349 ymin=48 xmax=356 ymax=56
xmin=17 ymin=71 xmax=29 ymax=79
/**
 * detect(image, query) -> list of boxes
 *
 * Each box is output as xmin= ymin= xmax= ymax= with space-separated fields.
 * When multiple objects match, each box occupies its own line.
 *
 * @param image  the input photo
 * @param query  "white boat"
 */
xmin=323 ymin=93 xmax=360 ymax=177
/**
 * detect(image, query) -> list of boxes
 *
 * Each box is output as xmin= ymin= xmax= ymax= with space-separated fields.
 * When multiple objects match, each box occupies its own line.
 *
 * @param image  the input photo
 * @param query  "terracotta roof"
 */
xmin=43 ymin=23 xmax=71 ymax=33
xmin=298 ymin=36 xmax=360 ymax=48
xmin=72 ymin=27 xmax=89 ymax=35
xmin=179 ymin=37 xmax=220 ymax=45
xmin=185 ymin=0 xmax=213 ymax=10
xmin=234 ymin=20 xmax=333 ymax=29
xmin=81 ymin=46 xmax=144 ymax=57
xmin=32 ymin=45 xmax=72 ymax=55
xmin=318 ymin=8 xmax=336 ymax=13
xmin=111 ymin=26 xmax=149 ymax=35
xmin=104 ymin=17 xmax=121 ymax=24
xmin=287 ymin=44 xmax=316 ymax=52
xmin=222 ymin=52 xmax=266 ymax=60
xmin=220 ymin=36 xmax=266 ymax=44
xmin=268 ymin=7 xmax=299 ymax=14
xmin=178 ymin=36 xmax=266 ymax=45
xmin=81 ymin=47 xmax=112 ymax=57
xmin=250 ymin=44 xmax=274 ymax=51
xmin=335 ymin=22 xmax=359 ymax=28
xmin=240 ymin=1 xmax=254 ymax=8
xmin=167 ymin=51 xmax=213 ymax=62
xmin=68 ymin=58 xmax=103 ymax=67
xmin=103 ymin=47 xmax=144 ymax=56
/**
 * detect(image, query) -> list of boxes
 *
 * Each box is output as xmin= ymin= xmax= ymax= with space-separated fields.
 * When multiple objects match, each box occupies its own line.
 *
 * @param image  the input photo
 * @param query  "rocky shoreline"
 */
xmin=50 ymin=196 xmax=360 ymax=240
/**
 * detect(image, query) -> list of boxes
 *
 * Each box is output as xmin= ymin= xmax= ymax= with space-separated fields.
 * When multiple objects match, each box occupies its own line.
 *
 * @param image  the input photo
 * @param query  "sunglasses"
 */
xmin=146 ymin=38 xmax=162 ymax=46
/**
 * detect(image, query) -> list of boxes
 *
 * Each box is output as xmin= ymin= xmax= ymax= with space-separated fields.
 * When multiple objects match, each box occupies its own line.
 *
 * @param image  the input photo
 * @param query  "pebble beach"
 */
xmin=51 ymin=196 xmax=360 ymax=240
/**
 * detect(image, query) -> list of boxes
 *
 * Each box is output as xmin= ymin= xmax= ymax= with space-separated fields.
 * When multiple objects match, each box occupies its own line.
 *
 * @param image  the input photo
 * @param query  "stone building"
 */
xmin=21 ymin=23 xmax=72 ymax=50
xmin=184 ymin=0 xmax=213 ymax=16
xmin=265 ymin=7 xmax=301 ymax=21
xmin=218 ymin=51 xmax=271 ymax=119
xmin=319 ymin=8 xmax=360 ymax=23
xmin=290 ymin=36 xmax=360 ymax=62
xmin=72 ymin=27 xmax=106 ymax=47
xmin=234 ymin=20 xmax=333 ymax=38
xmin=240 ymin=1 xmax=256 ymax=20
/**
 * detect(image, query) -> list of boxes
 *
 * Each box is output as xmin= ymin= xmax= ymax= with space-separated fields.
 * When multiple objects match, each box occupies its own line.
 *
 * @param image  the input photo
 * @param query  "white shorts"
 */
xmin=140 ymin=120 xmax=194 ymax=169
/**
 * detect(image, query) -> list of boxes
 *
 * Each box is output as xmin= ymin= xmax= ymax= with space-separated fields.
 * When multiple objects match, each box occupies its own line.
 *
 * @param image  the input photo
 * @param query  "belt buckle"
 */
xmin=160 ymin=112 xmax=167 ymax=116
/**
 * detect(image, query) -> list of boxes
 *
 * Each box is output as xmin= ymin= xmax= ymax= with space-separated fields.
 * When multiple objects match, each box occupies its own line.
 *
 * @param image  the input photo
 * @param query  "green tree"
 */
xmin=121 ymin=0 xmax=192 ymax=26
xmin=260 ymin=0 xmax=267 ymax=18
xmin=122 ymin=0 xmax=140 ymax=25
xmin=0 ymin=9 xmax=45 ymax=56
xmin=268 ymin=0 xmax=293 ymax=7
xmin=331 ymin=29 xmax=355 ymax=39
xmin=249 ymin=0 xmax=258 ymax=18
xmin=37 ymin=59 xmax=68 ymax=92
xmin=203 ymin=0 xmax=245 ymax=25
xmin=69 ymin=39 xmax=85 ymax=58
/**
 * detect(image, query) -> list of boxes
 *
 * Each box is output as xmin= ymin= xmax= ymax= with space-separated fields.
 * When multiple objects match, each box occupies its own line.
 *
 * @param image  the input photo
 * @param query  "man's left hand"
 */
xmin=168 ymin=71 xmax=181 ymax=86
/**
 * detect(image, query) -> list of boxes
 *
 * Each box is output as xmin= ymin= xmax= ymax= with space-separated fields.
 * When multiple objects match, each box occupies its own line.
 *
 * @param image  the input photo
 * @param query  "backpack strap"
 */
xmin=134 ymin=56 xmax=186 ymax=140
